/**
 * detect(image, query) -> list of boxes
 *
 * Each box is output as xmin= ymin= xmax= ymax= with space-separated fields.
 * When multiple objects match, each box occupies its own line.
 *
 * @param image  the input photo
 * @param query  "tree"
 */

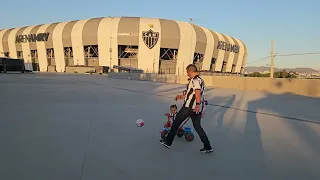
xmin=274 ymin=70 xmax=297 ymax=78
xmin=245 ymin=71 xmax=297 ymax=78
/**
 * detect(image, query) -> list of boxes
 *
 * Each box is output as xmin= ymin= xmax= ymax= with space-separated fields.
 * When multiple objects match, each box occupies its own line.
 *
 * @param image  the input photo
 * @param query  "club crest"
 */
xmin=142 ymin=29 xmax=159 ymax=49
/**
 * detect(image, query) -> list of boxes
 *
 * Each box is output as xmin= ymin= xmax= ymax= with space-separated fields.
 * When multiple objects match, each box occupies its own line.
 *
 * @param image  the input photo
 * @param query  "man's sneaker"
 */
xmin=200 ymin=147 xmax=213 ymax=153
xmin=159 ymin=140 xmax=171 ymax=149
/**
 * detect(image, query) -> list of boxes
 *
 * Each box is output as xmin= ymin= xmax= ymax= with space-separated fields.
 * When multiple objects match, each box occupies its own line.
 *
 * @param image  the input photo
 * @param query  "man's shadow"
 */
xmin=246 ymin=91 xmax=320 ymax=179
xmin=199 ymin=93 xmax=266 ymax=178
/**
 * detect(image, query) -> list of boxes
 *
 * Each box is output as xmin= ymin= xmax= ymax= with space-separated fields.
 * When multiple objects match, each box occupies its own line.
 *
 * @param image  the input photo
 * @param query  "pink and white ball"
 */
xmin=136 ymin=119 xmax=145 ymax=127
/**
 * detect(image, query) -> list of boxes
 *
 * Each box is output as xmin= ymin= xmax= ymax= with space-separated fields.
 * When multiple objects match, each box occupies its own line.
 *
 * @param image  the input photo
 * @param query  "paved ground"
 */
xmin=0 ymin=73 xmax=319 ymax=180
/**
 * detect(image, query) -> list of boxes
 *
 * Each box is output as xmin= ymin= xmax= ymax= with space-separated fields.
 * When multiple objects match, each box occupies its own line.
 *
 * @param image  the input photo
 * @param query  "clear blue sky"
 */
xmin=1 ymin=0 xmax=319 ymax=69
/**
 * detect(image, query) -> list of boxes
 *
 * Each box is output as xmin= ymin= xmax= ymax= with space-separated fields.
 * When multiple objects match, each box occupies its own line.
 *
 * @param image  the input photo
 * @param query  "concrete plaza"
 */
xmin=0 ymin=73 xmax=319 ymax=180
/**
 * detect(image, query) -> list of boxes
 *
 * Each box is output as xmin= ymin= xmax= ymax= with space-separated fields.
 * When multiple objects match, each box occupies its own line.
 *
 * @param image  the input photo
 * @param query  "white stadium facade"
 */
xmin=0 ymin=16 xmax=247 ymax=75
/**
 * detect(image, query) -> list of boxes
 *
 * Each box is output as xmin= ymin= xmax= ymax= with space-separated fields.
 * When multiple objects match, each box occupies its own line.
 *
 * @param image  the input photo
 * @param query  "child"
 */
xmin=164 ymin=104 xmax=178 ymax=128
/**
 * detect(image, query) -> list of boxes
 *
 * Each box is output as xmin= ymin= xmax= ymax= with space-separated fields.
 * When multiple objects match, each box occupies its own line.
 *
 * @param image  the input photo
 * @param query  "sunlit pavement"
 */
xmin=1 ymin=73 xmax=319 ymax=180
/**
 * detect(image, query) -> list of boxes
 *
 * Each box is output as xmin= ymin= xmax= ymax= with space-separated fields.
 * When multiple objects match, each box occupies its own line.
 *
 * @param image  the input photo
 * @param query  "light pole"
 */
xmin=188 ymin=18 xmax=200 ymax=65
xmin=76 ymin=46 xmax=80 ymax=73
xmin=153 ymin=52 xmax=155 ymax=74
xmin=27 ymin=54 xmax=30 ymax=71
xmin=189 ymin=18 xmax=194 ymax=65
xmin=129 ymin=32 xmax=133 ymax=70
xmin=109 ymin=36 xmax=113 ymax=71
xmin=109 ymin=16 xmax=113 ymax=72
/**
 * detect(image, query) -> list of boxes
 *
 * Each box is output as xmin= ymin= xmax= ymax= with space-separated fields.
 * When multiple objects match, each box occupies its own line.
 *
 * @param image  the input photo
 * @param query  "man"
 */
xmin=159 ymin=64 xmax=213 ymax=153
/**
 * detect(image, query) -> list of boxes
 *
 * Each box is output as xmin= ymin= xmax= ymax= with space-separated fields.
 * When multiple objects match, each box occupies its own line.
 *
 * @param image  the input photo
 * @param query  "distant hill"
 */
xmin=244 ymin=66 xmax=318 ymax=74
xmin=244 ymin=66 xmax=280 ymax=73
xmin=284 ymin=68 xmax=318 ymax=73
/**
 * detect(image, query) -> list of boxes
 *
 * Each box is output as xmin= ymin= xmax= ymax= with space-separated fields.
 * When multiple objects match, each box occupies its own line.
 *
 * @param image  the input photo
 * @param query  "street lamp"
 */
xmin=76 ymin=46 xmax=80 ymax=73
xmin=129 ymin=32 xmax=133 ymax=70
xmin=188 ymin=18 xmax=200 ymax=65
xmin=189 ymin=18 xmax=195 ymax=64
xmin=153 ymin=52 xmax=155 ymax=74
xmin=109 ymin=16 xmax=114 ymax=72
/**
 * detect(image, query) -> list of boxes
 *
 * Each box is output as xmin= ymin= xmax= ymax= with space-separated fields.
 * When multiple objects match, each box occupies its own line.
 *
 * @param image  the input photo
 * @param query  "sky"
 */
xmin=1 ymin=0 xmax=319 ymax=70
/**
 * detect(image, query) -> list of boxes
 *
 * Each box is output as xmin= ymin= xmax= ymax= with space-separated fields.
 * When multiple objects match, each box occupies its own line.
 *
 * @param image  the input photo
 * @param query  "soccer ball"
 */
xmin=136 ymin=119 xmax=145 ymax=127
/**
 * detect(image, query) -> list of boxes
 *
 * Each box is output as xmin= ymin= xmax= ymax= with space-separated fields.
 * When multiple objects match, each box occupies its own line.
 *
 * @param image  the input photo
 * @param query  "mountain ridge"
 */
xmin=244 ymin=66 xmax=318 ymax=73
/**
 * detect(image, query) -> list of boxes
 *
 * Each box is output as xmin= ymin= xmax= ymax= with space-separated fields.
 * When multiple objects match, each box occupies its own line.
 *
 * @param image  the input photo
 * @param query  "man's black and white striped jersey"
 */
xmin=183 ymin=75 xmax=205 ymax=110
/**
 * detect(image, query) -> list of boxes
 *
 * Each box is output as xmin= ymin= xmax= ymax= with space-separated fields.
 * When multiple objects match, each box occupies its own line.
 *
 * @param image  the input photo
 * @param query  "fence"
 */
xmin=108 ymin=72 xmax=320 ymax=98
xmin=132 ymin=68 xmax=243 ymax=77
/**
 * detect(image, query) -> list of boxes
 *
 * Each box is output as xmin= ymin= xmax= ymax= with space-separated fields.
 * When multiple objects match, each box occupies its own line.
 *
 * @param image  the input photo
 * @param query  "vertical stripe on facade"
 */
xmin=223 ymin=35 xmax=236 ymax=72
xmin=82 ymin=18 xmax=104 ymax=45
xmin=29 ymin=25 xmax=43 ymax=50
xmin=200 ymin=27 xmax=214 ymax=71
xmin=52 ymin=22 xmax=68 ymax=72
xmin=192 ymin=25 xmax=207 ymax=55
xmin=159 ymin=19 xmax=180 ymax=74
xmin=211 ymin=31 xmax=225 ymax=72
xmin=71 ymin=19 xmax=90 ymax=65
xmin=0 ymin=29 xmax=9 ymax=56
xmin=209 ymin=30 xmax=220 ymax=71
xmin=36 ymin=24 xmax=51 ymax=71
xmin=15 ymin=27 xmax=28 ymax=52
xmin=117 ymin=17 xmax=140 ymax=45
xmin=137 ymin=18 xmax=161 ymax=73
xmin=2 ymin=29 xmax=14 ymax=54
xmin=44 ymin=23 xmax=59 ymax=68
xmin=62 ymin=21 xmax=78 ymax=48
xmin=82 ymin=18 xmax=103 ymax=66
xmin=220 ymin=34 xmax=231 ymax=72
xmin=241 ymin=41 xmax=247 ymax=73
xmin=44 ymin=23 xmax=59 ymax=49
xmin=230 ymin=37 xmax=240 ymax=73
xmin=62 ymin=20 xmax=78 ymax=68
xmin=159 ymin=19 xmax=180 ymax=49
xmin=234 ymin=38 xmax=245 ymax=73
xmin=8 ymin=28 xmax=21 ymax=59
xmin=97 ymin=17 xmax=121 ymax=67
xmin=21 ymin=26 xmax=37 ymax=70
xmin=175 ymin=21 xmax=196 ymax=75
xmin=192 ymin=25 xmax=207 ymax=72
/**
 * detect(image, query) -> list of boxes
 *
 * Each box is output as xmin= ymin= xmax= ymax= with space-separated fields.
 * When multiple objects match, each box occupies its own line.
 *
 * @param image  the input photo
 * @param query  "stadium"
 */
xmin=0 ymin=16 xmax=247 ymax=75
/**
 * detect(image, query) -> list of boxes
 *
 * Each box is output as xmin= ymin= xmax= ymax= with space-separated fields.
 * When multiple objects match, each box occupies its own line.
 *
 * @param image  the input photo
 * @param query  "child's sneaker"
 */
xmin=159 ymin=140 xmax=171 ymax=149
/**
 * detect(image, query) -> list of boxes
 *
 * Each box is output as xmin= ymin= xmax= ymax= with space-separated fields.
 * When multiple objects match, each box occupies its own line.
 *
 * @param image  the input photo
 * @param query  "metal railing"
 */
xmin=121 ymin=67 xmax=243 ymax=77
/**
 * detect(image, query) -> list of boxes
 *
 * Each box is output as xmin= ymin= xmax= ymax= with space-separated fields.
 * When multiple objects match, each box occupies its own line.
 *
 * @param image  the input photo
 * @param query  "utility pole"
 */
xmin=270 ymin=40 xmax=275 ymax=78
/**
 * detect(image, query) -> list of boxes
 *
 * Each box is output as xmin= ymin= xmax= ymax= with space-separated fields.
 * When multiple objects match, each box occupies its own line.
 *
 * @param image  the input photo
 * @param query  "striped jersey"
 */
xmin=169 ymin=113 xmax=177 ymax=121
xmin=183 ymin=75 xmax=205 ymax=110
